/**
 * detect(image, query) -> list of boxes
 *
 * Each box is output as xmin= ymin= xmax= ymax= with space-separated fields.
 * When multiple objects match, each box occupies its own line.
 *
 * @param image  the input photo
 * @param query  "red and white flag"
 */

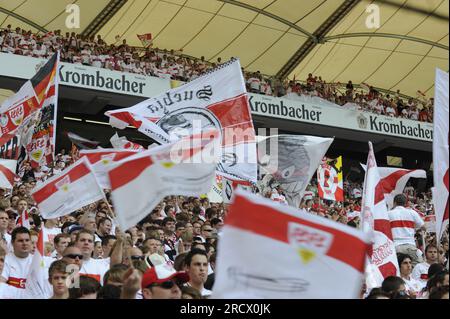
xmin=137 ymin=33 xmax=153 ymax=47
xmin=361 ymin=142 xmax=400 ymax=289
xmin=67 ymin=132 xmax=101 ymax=149
xmin=79 ymin=149 xmax=139 ymax=189
xmin=108 ymin=131 xmax=220 ymax=230
xmin=0 ymin=159 xmax=18 ymax=189
xmin=31 ymin=157 xmax=104 ymax=219
xmin=318 ymin=156 xmax=344 ymax=202
xmin=212 ymin=189 xmax=370 ymax=299
xmin=433 ymin=69 xmax=449 ymax=239
xmin=361 ymin=165 xmax=427 ymax=209
xmin=110 ymin=133 xmax=145 ymax=151
xmin=222 ymin=176 xmax=252 ymax=204
xmin=16 ymin=210 xmax=31 ymax=229
xmin=24 ymin=228 xmax=52 ymax=299
xmin=106 ymin=58 xmax=257 ymax=183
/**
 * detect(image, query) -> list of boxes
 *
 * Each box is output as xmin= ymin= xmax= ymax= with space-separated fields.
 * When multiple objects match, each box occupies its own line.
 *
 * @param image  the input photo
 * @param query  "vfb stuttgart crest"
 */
xmin=8 ymin=104 xmax=25 ymax=127
xmin=318 ymin=165 xmax=339 ymax=196
xmin=288 ymin=222 xmax=333 ymax=265
xmin=55 ymin=175 xmax=71 ymax=192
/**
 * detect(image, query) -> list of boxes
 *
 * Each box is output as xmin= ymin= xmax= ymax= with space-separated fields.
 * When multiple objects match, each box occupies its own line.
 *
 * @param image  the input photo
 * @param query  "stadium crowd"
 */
xmin=0 ymin=147 xmax=447 ymax=299
xmin=0 ymin=26 xmax=434 ymax=123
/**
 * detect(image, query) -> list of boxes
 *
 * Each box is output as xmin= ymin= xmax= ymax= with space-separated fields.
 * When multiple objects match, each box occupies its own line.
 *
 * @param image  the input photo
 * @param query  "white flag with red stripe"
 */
xmin=79 ymin=149 xmax=139 ymax=189
xmin=106 ymin=58 xmax=257 ymax=183
xmin=0 ymin=159 xmax=18 ymax=189
xmin=24 ymin=228 xmax=52 ymax=299
xmin=108 ymin=131 xmax=220 ymax=230
xmin=31 ymin=157 xmax=104 ymax=219
xmin=361 ymin=165 xmax=427 ymax=209
xmin=222 ymin=176 xmax=252 ymax=204
xmin=433 ymin=69 xmax=449 ymax=239
xmin=361 ymin=142 xmax=400 ymax=289
xmin=110 ymin=133 xmax=145 ymax=151
xmin=212 ymin=190 xmax=370 ymax=299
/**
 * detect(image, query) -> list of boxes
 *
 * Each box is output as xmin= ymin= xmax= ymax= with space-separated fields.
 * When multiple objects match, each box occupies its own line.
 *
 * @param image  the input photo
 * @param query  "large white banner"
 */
xmin=213 ymin=190 xmax=370 ymax=299
xmin=106 ymin=58 xmax=257 ymax=183
xmin=0 ymin=53 xmax=171 ymax=98
xmin=249 ymin=94 xmax=433 ymax=142
xmin=433 ymin=69 xmax=449 ymax=239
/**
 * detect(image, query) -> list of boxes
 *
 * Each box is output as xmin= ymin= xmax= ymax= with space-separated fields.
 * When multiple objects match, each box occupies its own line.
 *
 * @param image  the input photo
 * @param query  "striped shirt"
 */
xmin=388 ymin=206 xmax=424 ymax=246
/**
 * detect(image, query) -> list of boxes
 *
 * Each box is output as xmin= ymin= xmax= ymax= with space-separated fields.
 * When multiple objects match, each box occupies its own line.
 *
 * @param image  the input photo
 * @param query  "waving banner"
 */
xmin=108 ymin=131 xmax=220 ymax=230
xmin=106 ymin=58 xmax=257 ymax=183
xmin=361 ymin=142 xmax=400 ymax=289
xmin=318 ymin=156 xmax=344 ymax=202
xmin=212 ymin=190 xmax=370 ymax=299
xmin=433 ymin=69 xmax=449 ymax=239
xmin=257 ymin=135 xmax=333 ymax=208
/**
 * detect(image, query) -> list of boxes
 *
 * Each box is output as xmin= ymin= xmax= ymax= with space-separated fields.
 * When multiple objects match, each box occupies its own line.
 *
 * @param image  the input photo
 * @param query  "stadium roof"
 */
xmin=0 ymin=0 xmax=448 ymax=100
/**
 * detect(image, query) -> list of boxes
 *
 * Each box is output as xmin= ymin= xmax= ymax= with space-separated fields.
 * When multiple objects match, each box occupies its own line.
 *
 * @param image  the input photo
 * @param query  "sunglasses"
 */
xmin=203 ymin=229 xmax=213 ymax=232
xmin=152 ymin=280 xmax=177 ymax=290
xmin=130 ymin=255 xmax=145 ymax=261
xmin=64 ymin=254 xmax=83 ymax=260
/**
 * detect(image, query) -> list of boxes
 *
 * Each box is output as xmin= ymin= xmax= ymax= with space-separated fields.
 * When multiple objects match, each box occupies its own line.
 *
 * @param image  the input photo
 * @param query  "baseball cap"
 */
xmin=68 ymin=224 xmax=84 ymax=234
xmin=141 ymin=264 xmax=189 ymax=290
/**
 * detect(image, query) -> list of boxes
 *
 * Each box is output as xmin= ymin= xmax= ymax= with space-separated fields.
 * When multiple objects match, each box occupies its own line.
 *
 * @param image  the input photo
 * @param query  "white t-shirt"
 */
xmin=247 ymin=77 xmax=261 ymax=91
xmin=1 ymin=253 xmax=33 ymax=289
xmin=388 ymin=206 xmax=424 ymax=246
xmin=411 ymin=262 xmax=430 ymax=289
xmin=402 ymin=275 xmax=423 ymax=295
xmin=79 ymin=257 xmax=110 ymax=285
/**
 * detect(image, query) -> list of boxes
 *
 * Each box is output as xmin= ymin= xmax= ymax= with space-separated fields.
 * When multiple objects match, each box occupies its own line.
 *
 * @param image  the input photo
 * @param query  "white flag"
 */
xmin=31 ymin=157 xmax=104 ymax=219
xmin=361 ymin=165 xmax=427 ymax=209
xmin=106 ymin=58 xmax=257 ymax=183
xmin=110 ymin=133 xmax=145 ymax=151
xmin=361 ymin=142 xmax=400 ymax=289
xmin=108 ymin=131 xmax=220 ymax=230
xmin=433 ymin=69 xmax=449 ymax=239
xmin=24 ymin=228 xmax=52 ymax=299
xmin=79 ymin=149 xmax=139 ymax=189
xmin=212 ymin=189 xmax=370 ymax=299
xmin=257 ymin=135 xmax=333 ymax=207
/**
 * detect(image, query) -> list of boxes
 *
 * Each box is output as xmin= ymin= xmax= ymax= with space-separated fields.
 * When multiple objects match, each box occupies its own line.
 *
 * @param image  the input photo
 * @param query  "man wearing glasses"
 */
xmin=133 ymin=264 xmax=188 ymax=299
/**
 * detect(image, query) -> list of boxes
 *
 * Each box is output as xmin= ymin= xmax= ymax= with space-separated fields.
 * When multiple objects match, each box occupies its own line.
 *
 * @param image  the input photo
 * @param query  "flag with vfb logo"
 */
xmin=212 ymin=189 xmax=370 ymax=299
xmin=318 ymin=156 xmax=344 ymax=202
xmin=31 ymin=157 xmax=104 ymax=219
xmin=79 ymin=149 xmax=139 ymax=189
xmin=108 ymin=131 xmax=220 ymax=230
xmin=361 ymin=142 xmax=400 ymax=289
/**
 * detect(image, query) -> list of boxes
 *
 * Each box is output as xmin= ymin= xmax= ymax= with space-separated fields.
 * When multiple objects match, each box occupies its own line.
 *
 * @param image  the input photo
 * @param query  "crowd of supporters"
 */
xmin=0 ymin=26 xmax=433 ymax=123
xmin=0 ymin=147 xmax=447 ymax=299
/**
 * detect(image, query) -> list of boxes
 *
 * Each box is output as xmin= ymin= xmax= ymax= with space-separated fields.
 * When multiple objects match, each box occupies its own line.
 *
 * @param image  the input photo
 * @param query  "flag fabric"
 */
xmin=361 ymin=142 xmax=400 ymax=289
xmin=31 ymin=157 xmax=104 ymax=219
xmin=257 ymin=135 xmax=333 ymax=208
xmin=212 ymin=189 xmax=370 ymax=299
xmin=67 ymin=132 xmax=101 ymax=149
xmin=204 ymin=174 xmax=223 ymax=204
xmin=24 ymin=53 xmax=60 ymax=167
xmin=361 ymin=165 xmax=427 ymax=209
xmin=79 ymin=149 xmax=139 ymax=189
xmin=106 ymin=58 xmax=257 ymax=184
xmin=433 ymin=69 xmax=449 ymax=240
xmin=110 ymin=133 xmax=145 ymax=151
xmin=222 ymin=176 xmax=252 ymax=204
xmin=108 ymin=131 xmax=220 ymax=230
xmin=318 ymin=156 xmax=344 ymax=202
xmin=16 ymin=210 xmax=31 ymax=229
xmin=24 ymin=228 xmax=52 ymax=299
xmin=137 ymin=33 xmax=153 ymax=47
xmin=0 ymin=159 xmax=18 ymax=188
xmin=0 ymin=81 xmax=40 ymax=147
